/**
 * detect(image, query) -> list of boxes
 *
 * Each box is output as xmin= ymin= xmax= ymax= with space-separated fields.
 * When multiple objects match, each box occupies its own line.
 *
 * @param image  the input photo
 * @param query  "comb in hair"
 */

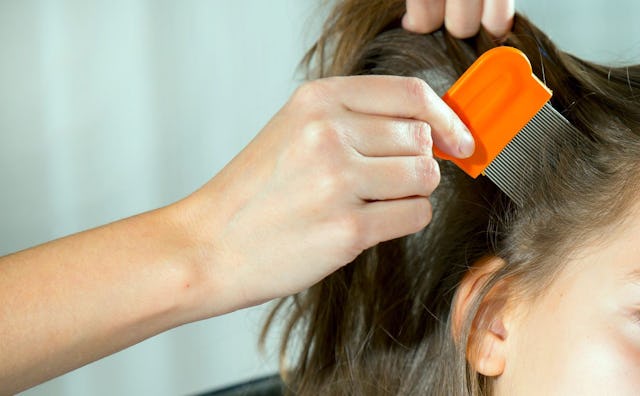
xmin=434 ymin=46 xmax=583 ymax=206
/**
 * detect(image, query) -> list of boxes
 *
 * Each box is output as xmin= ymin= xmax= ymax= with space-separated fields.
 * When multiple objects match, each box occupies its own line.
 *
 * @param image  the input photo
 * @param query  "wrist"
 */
xmin=162 ymin=188 xmax=242 ymax=322
xmin=118 ymin=203 xmax=208 ymax=328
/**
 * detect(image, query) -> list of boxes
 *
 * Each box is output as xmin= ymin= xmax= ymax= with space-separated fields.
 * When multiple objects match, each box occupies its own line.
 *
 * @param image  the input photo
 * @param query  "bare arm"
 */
xmin=0 ymin=75 xmax=472 ymax=393
xmin=0 ymin=203 xmax=206 ymax=394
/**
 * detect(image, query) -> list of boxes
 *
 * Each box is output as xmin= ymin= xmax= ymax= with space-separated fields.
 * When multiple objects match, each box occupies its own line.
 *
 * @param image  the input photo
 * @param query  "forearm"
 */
xmin=0 ymin=202 xmax=204 ymax=393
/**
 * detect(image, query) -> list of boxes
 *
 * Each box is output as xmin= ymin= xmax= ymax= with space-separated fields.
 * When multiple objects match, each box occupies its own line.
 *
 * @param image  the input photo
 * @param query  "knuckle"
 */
xmin=429 ymin=159 xmax=441 ymax=189
xmin=293 ymin=80 xmax=329 ymax=106
xmin=413 ymin=198 xmax=433 ymax=230
xmin=336 ymin=213 xmax=365 ymax=247
xmin=301 ymin=119 xmax=341 ymax=152
xmin=416 ymin=157 xmax=441 ymax=195
xmin=316 ymin=171 xmax=345 ymax=201
xmin=301 ymin=125 xmax=351 ymax=203
xmin=405 ymin=77 xmax=432 ymax=108
xmin=413 ymin=122 xmax=432 ymax=153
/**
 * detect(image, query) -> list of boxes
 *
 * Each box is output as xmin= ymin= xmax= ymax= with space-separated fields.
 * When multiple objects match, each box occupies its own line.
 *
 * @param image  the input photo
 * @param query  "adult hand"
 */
xmin=184 ymin=75 xmax=475 ymax=316
xmin=403 ymin=0 xmax=515 ymax=39
xmin=0 ymin=75 xmax=474 ymax=393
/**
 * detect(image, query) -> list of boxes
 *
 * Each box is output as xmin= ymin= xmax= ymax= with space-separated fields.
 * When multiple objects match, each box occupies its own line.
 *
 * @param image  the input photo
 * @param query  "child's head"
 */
xmin=264 ymin=2 xmax=640 ymax=395
xmin=480 ymin=204 xmax=640 ymax=394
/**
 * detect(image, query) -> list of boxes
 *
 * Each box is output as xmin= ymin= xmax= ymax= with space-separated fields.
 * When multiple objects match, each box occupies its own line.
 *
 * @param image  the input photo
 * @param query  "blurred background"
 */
xmin=1 ymin=0 xmax=638 ymax=395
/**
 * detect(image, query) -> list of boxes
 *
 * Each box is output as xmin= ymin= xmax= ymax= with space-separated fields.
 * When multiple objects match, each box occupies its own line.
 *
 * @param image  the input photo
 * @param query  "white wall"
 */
xmin=1 ymin=0 xmax=638 ymax=395
xmin=519 ymin=0 xmax=640 ymax=64
xmin=3 ymin=1 xmax=320 ymax=395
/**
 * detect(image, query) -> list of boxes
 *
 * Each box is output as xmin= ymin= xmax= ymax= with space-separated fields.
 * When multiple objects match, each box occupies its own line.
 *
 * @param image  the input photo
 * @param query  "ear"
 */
xmin=452 ymin=256 xmax=511 ymax=377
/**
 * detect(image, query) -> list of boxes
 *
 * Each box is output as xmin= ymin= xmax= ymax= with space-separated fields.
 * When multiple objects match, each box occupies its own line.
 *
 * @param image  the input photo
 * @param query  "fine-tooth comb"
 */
xmin=434 ymin=46 xmax=583 ymax=206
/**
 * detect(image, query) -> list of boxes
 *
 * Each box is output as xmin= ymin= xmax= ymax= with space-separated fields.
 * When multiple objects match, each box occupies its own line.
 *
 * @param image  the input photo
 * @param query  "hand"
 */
xmin=182 ymin=75 xmax=475 ymax=315
xmin=403 ymin=0 xmax=515 ymax=39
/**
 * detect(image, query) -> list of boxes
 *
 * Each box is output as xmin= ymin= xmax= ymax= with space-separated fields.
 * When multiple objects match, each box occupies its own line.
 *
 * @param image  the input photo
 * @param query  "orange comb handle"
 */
xmin=434 ymin=46 xmax=552 ymax=178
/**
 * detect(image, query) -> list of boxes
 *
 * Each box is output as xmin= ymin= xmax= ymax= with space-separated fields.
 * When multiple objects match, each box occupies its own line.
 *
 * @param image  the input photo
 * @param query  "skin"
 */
xmin=497 ymin=203 xmax=640 ymax=395
xmin=407 ymin=0 xmax=639 ymax=391
xmin=0 ymin=75 xmax=473 ymax=394
xmin=460 ymin=201 xmax=640 ymax=394
xmin=403 ymin=0 xmax=515 ymax=38
xmin=1 ymin=0 xmax=517 ymax=390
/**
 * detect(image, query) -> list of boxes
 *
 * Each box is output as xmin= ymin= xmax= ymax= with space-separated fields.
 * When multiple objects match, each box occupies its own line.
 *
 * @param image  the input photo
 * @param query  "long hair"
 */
xmin=262 ymin=1 xmax=640 ymax=395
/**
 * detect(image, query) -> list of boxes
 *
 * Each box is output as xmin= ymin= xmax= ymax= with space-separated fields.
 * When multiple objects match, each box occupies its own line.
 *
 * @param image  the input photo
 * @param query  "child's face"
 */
xmin=496 ymin=204 xmax=640 ymax=395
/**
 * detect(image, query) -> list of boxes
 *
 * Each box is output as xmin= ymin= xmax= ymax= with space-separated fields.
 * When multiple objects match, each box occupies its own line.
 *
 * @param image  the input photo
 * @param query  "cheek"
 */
xmin=551 ymin=328 xmax=640 ymax=395
xmin=504 ymin=299 xmax=640 ymax=395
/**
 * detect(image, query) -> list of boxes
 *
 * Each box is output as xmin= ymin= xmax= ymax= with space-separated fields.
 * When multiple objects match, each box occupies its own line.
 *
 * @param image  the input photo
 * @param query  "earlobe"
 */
xmin=451 ymin=256 xmax=510 ymax=377
xmin=468 ymin=313 xmax=507 ymax=376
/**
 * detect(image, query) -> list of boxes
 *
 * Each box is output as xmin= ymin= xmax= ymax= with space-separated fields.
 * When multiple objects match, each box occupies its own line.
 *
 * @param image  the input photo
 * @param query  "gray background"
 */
xmin=0 ymin=0 xmax=638 ymax=395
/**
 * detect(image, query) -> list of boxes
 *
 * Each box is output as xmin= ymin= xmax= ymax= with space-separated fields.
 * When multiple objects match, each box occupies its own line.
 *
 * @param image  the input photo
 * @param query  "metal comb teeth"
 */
xmin=483 ymin=102 xmax=583 ymax=206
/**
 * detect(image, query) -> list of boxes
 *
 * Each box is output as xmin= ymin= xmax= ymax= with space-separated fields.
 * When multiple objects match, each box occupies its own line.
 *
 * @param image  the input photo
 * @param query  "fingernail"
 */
xmin=458 ymin=126 xmax=475 ymax=158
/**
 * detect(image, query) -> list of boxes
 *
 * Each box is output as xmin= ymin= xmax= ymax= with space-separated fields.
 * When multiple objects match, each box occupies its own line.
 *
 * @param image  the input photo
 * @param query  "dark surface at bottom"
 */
xmin=196 ymin=374 xmax=285 ymax=396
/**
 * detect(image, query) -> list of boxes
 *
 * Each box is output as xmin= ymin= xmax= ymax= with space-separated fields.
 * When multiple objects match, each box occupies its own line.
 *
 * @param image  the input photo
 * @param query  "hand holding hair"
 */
xmin=192 ymin=75 xmax=475 ymax=312
xmin=403 ymin=0 xmax=515 ymax=38
xmin=0 ymin=74 xmax=473 ymax=393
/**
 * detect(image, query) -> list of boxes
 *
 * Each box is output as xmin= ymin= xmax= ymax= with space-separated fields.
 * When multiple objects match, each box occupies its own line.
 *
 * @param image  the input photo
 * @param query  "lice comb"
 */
xmin=434 ymin=46 xmax=582 ymax=206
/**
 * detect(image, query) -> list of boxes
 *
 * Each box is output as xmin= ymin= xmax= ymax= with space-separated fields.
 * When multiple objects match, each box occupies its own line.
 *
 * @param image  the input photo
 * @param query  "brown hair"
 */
xmin=262 ymin=1 xmax=640 ymax=395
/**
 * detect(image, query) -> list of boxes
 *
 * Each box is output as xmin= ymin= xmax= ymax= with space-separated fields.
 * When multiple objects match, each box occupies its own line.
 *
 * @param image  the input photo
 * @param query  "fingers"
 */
xmin=357 ymin=197 xmax=433 ymax=247
xmin=403 ymin=0 xmax=515 ymax=39
xmin=345 ymin=112 xmax=441 ymax=201
xmin=328 ymin=75 xmax=474 ymax=158
xmin=481 ymin=0 xmax=515 ymax=38
xmin=354 ymin=156 xmax=441 ymax=201
xmin=343 ymin=113 xmax=432 ymax=157
xmin=402 ymin=0 xmax=445 ymax=34
xmin=445 ymin=0 xmax=483 ymax=39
